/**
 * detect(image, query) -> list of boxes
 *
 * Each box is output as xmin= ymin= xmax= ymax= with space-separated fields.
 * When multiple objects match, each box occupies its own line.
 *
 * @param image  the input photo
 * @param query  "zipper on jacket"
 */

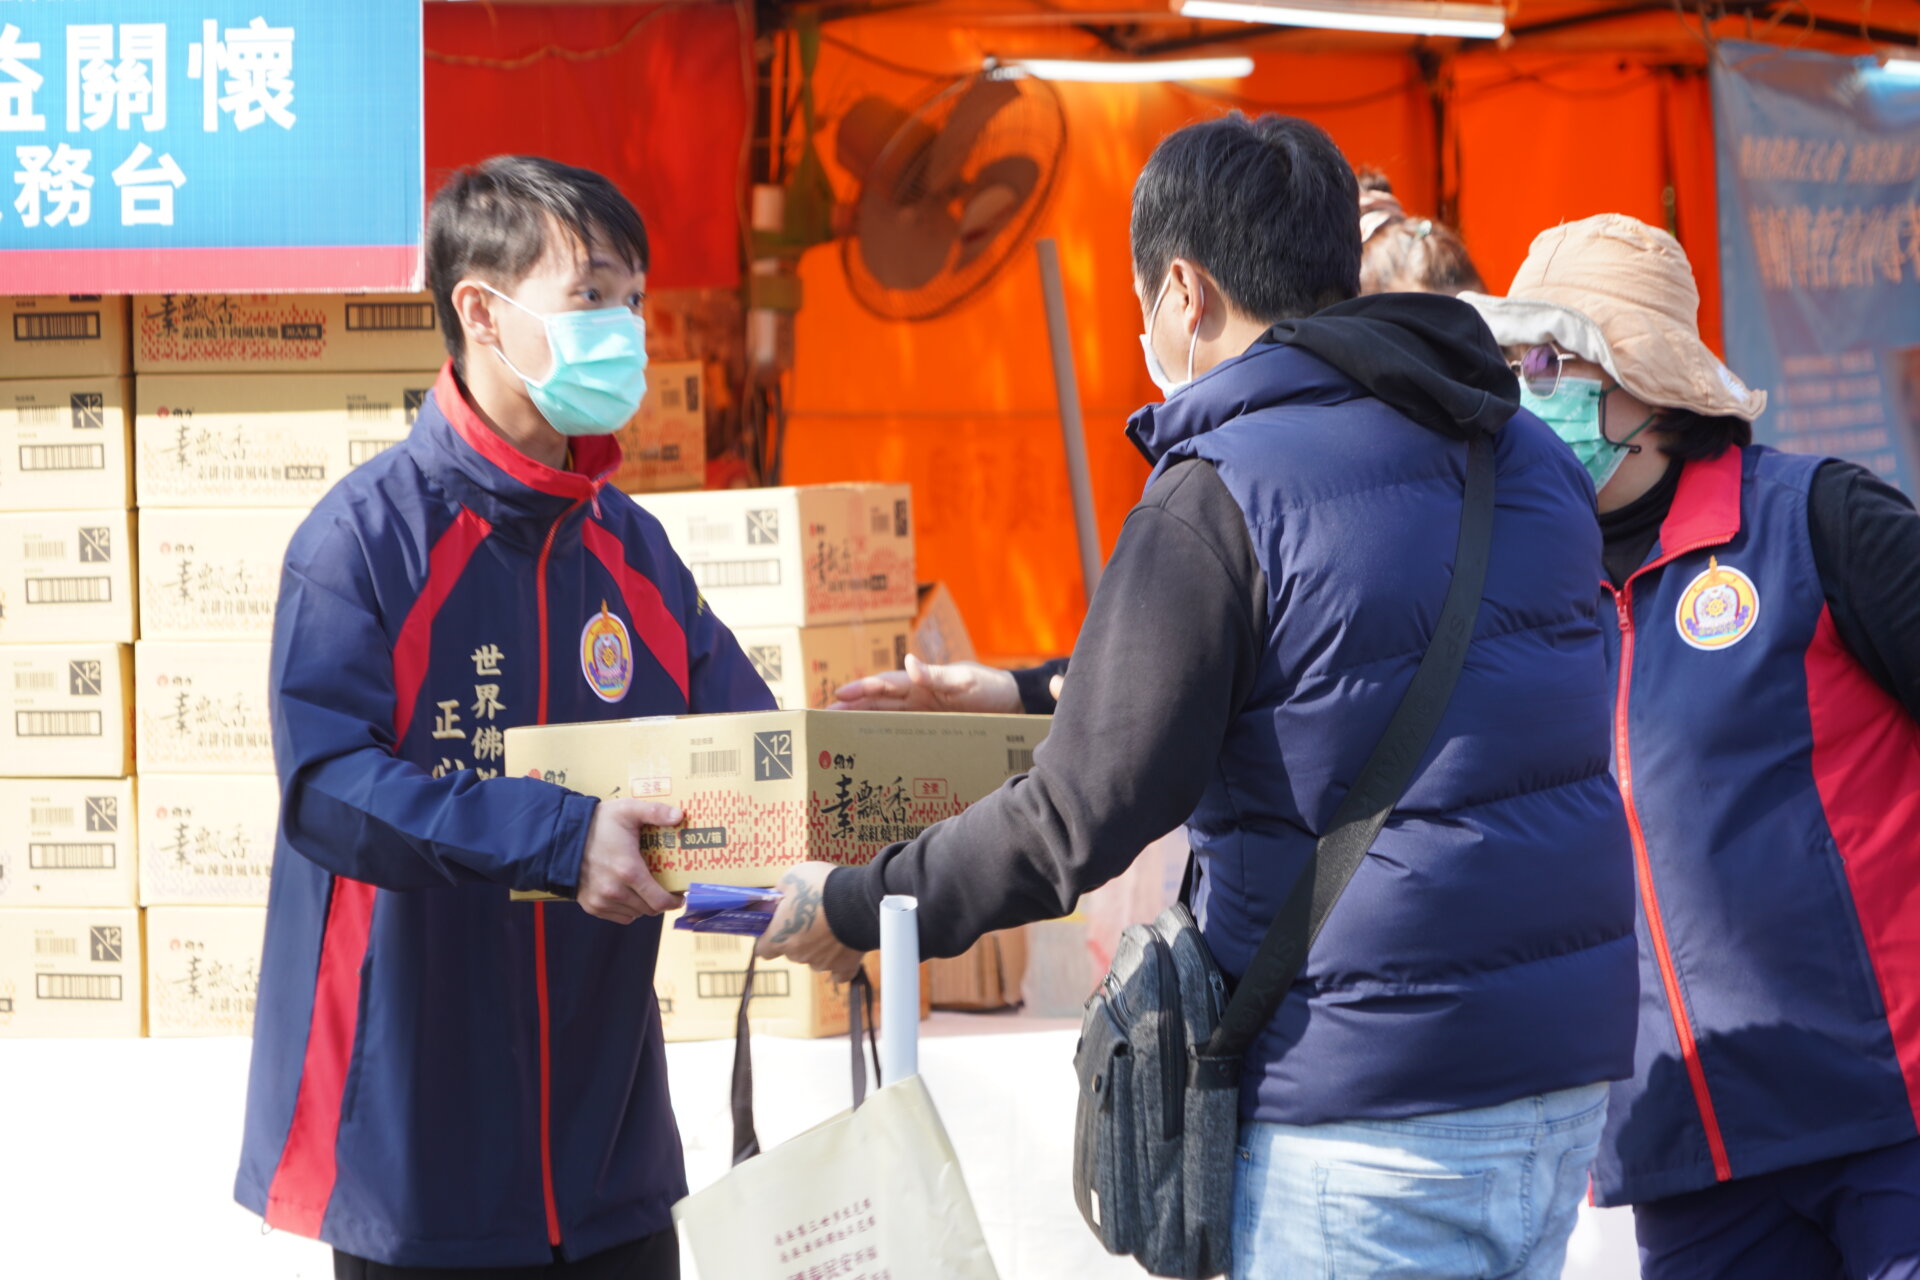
xmin=533 ymin=502 xmax=582 ymax=1248
xmin=1611 ymin=585 xmax=1733 ymax=1183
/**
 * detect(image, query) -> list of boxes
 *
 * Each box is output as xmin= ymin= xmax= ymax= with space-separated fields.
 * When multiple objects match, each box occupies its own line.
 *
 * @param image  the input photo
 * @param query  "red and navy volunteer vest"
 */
xmin=1129 ymin=341 xmax=1639 ymax=1127
xmin=234 ymin=367 xmax=775 ymax=1267
xmin=1592 ymin=444 xmax=1920 ymax=1206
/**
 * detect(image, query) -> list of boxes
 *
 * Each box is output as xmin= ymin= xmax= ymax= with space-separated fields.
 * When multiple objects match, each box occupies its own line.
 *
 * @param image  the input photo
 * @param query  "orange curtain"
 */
xmin=782 ymin=23 xmax=1432 ymax=660
xmin=1448 ymin=51 xmax=1721 ymax=351
xmin=424 ymin=3 xmax=748 ymax=291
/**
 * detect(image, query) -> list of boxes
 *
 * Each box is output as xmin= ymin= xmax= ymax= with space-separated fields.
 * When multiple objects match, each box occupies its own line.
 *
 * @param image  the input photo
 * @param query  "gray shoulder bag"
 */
xmin=1071 ymin=432 xmax=1496 ymax=1279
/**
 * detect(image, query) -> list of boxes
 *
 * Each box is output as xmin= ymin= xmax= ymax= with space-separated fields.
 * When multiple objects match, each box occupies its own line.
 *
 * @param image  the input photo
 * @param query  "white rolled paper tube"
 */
xmin=879 ymin=895 xmax=921 ymax=1083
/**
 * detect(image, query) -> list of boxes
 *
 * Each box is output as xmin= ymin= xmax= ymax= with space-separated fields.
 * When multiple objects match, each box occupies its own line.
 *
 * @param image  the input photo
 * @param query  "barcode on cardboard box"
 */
xmin=695 ymin=560 xmax=781 ymax=590
xmin=20 ymin=444 xmax=106 ymax=472
xmin=16 ymin=711 xmax=103 ymax=738
xmin=1008 ymin=748 xmax=1034 ymax=773
xmin=345 ymin=401 xmax=392 ymax=422
xmin=35 ymin=936 xmax=77 ymax=956
xmin=345 ymin=302 xmax=435 ymax=332
xmin=349 ymin=440 xmax=400 ymax=466
xmin=29 ymin=843 xmax=116 ymax=870
xmin=696 ymin=969 xmax=792 ymax=1000
xmin=26 ymin=577 xmax=112 ymax=605
xmin=689 ymin=749 xmax=741 ymax=777
xmin=13 ymin=406 xmax=61 ymax=426
xmin=30 ymin=805 xmax=75 ymax=827
xmin=14 ymin=671 xmax=56 ymax=692
xmin=37 ymin=973 xmax=122 ymax=1002
xmin=21 ymin=539 xmax=65 ymax=560
xmin=684 ymin=518 xmax=735 ymax=546
xmin=14 ymin=313 xmax=100 ymax=342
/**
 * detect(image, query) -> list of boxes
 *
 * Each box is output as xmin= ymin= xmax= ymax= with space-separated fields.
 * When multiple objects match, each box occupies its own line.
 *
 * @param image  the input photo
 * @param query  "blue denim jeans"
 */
xmin=1232 ymin=1083 xmax=1609 ymax=1280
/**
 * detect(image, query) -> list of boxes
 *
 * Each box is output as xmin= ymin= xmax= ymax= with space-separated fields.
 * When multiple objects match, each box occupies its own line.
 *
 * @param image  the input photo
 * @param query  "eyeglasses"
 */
xmin=1512 ymin=344 xmax=1572 ymax=398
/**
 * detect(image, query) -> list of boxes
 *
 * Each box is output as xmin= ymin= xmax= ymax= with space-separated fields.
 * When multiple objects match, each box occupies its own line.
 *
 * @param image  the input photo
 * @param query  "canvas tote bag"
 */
xmin=674 ymin=959 xmax=1000 ymax=1280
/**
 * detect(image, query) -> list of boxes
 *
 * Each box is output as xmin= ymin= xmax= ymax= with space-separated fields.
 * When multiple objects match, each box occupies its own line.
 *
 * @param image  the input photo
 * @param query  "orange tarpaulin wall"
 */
xmin=783 ymin=24 xmax=1726 ymax=659
xmin=417 ymin=5 xmax=1736 ymax=662
xmin=423 ymin=4 xmax=747 ymax=291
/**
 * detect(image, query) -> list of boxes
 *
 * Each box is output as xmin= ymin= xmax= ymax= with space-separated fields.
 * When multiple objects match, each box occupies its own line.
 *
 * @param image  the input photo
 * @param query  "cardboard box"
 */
xmin=0 ymin=907 xmax=143 ymax=1037
xmin=134 ymin=371 xmax=438 ymax=507
xmin=733 ymin=621 xmax=911 ymax=711
xmin=0 ymin=377 xmax=134 ymax=510
xmin=928 ymin=928 xmax=1029 ymax=1011
xmin=0 ymin=644 xmax=133 ymax=777
xmin=507 ymin=709 xmax=1048 ymax=894
xmin=912 ymin=583 xmax=977 ymax=667
xmin=656 ymin=915 xmax=873 ymax=1042
xmin=0 ymin=779 xmax=136 ymax=908
xmin=145 ymin=905 xmax=265 ymax=1037
xmin=133 ymin=293 xmax=446 ymax=373
xmin=636 ymin=484 xmax=916 ymax=629
xmin=138 ymin=774 xmax=277 ymax=907
xmin=612 ymin=360 xmax=706 ymax=494
xmin=0 ymin=297 xmax=131 ymax=379
xmin=134 ymin=641 xmax=273 ymax=774
xmin=138 ymin=509 xmax=304 ymax=640
xmin=0 ymin=510 xmax=136 ymax=644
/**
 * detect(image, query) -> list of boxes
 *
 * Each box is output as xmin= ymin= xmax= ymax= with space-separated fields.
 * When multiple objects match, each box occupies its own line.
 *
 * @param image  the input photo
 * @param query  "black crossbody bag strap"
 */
xmin=1191 ymin=431 xmax=1497 ymax=1087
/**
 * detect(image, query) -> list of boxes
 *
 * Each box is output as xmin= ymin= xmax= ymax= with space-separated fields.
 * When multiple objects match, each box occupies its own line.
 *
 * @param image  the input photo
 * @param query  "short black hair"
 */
xmin=1656 ymin=410 xmax=1752 ymax=461
xmin=1131 ymin=113 xmax=1360 ymax=324
xmin=426 ymin=155 xmax=650 ymax=372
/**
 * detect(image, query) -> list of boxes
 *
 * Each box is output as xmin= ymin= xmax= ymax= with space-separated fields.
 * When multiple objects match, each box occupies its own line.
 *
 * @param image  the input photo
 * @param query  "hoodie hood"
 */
xmin=1266 ymin=292 xmax=1519 ymax=439
xmin=1128 ymin=292 xmax=1519 ymax=466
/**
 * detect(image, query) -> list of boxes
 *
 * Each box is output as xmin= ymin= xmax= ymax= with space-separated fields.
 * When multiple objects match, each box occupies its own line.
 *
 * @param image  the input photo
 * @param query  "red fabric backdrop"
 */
xmin=424 ymin=4 xmax=747 ymax=290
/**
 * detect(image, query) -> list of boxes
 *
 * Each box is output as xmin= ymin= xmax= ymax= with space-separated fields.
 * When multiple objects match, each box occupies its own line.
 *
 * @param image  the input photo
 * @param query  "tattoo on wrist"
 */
xmin=767 ymin=872 xmax=822 ymax=946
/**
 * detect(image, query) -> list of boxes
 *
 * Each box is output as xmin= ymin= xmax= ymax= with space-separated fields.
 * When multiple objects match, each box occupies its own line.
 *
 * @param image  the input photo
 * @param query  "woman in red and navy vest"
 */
xmin=1474 ymin=215 xmax=1920 ymax=1280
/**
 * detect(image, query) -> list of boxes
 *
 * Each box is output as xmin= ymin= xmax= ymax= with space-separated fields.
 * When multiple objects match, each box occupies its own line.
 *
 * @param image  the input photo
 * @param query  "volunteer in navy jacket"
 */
xmin=234 ymin=157 xmax=773 ymax=1278
xmin=1472 ymin=214 xmax=1920 ymax=1280
xmin=766 ymin=115 xmax=1639 ymax=1280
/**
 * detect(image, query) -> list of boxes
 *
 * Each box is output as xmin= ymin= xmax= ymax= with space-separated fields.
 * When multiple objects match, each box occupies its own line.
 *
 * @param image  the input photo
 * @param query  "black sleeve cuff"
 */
xmin=824 ymin=865 xmax=883 ymax=953
xmin=1010 ymin=658 xmax=1069 ymax=715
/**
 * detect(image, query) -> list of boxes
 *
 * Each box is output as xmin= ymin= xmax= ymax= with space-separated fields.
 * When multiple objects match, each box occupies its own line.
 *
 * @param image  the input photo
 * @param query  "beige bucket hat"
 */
xmin=1462 ymin=213 xmax=1767 ymax=422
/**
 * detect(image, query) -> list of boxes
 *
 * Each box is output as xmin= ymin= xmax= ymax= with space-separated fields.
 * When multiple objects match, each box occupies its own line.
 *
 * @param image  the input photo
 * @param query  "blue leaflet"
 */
xmin=675 ymin=883 xmax=784 ymax=936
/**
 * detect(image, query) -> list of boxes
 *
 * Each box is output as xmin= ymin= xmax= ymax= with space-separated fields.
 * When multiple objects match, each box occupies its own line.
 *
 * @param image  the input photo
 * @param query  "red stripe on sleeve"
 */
xmin=263 ymin=877 xmax=379 ymax=1238
xmin=392 ymin=507 xmax=493 ymax=745
xmin=580 ymin=519 xmax=690 ymax=704
xmin=1806 ymin=605 xmax=1920 ymax=1124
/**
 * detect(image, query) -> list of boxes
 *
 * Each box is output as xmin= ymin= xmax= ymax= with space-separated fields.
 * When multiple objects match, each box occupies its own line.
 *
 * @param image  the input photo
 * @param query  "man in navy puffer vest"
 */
xmin=764 ymin=114 xmax=1639 ymax=1279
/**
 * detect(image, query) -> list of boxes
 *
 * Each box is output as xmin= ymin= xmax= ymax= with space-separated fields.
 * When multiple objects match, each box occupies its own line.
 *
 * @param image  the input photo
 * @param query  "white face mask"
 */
xmin=1140 ymin=272 xmax=1203 ymax=397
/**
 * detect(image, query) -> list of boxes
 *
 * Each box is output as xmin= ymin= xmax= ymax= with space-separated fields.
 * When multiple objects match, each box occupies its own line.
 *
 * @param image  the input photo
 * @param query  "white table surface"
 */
xmin=0 ymin=1013 xmax=1642 ymax=1278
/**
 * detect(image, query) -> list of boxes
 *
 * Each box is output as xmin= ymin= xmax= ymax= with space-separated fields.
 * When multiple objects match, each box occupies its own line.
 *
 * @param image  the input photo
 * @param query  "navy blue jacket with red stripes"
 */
xmin=1593 ymin=444 xmax=1920 ymax=1206
xmin=234 ymin=366 xmax=774 ymax=1267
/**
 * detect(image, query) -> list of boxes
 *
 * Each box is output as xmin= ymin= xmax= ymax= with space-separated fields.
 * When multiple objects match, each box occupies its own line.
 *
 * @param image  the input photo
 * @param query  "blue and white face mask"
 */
xmin=1521 ymin=376 xmax=1655 ymax=494
xmin=484 ymin=283 xmax=649 ymax=437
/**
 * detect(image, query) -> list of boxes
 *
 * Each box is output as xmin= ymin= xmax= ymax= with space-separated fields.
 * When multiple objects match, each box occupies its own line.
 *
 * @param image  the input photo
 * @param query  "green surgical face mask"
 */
xmin=1520 ymin=376 xmax=1656 ymax=494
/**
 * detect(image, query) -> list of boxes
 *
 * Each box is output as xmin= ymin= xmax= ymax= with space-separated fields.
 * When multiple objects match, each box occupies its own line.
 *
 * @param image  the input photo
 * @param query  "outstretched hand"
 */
xmin=756 ymin=862 xmax=864 ymax=983
xmin=829 ymin=654 xmax=1022 ymax=714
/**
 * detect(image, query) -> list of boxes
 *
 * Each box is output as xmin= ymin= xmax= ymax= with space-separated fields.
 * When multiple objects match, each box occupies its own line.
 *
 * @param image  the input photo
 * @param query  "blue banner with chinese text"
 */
xmin=0 ymin=2 xmax=422 ymax=293
xmin=1715 ymin=41 xmax=1920 ymax=492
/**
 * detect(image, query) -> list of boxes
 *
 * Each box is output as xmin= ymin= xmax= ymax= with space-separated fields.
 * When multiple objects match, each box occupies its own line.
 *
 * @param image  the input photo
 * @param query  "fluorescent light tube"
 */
xmin=1179 ymin=0 xmax=1506 ymax=40
xmin=1003 ymin=57 xmax=1256 ymax=83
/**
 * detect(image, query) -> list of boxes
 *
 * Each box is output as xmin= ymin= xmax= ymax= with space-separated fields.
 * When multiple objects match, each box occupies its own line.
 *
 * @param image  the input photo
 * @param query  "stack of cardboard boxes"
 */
xmin=0 ymin=288 xmax=727 ymax=1040
xmin=630 ymin=482 xmax=929 ymax=1038
xmin=127 ymin=292 xmax=453 ymax=1038
xmin=0 ymin=297 xmax=143 ymax=1037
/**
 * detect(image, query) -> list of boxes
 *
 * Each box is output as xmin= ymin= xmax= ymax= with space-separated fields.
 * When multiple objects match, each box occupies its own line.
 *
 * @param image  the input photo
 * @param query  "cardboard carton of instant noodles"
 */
xmin=507 ymin=709 xmax=1049 ymax=897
